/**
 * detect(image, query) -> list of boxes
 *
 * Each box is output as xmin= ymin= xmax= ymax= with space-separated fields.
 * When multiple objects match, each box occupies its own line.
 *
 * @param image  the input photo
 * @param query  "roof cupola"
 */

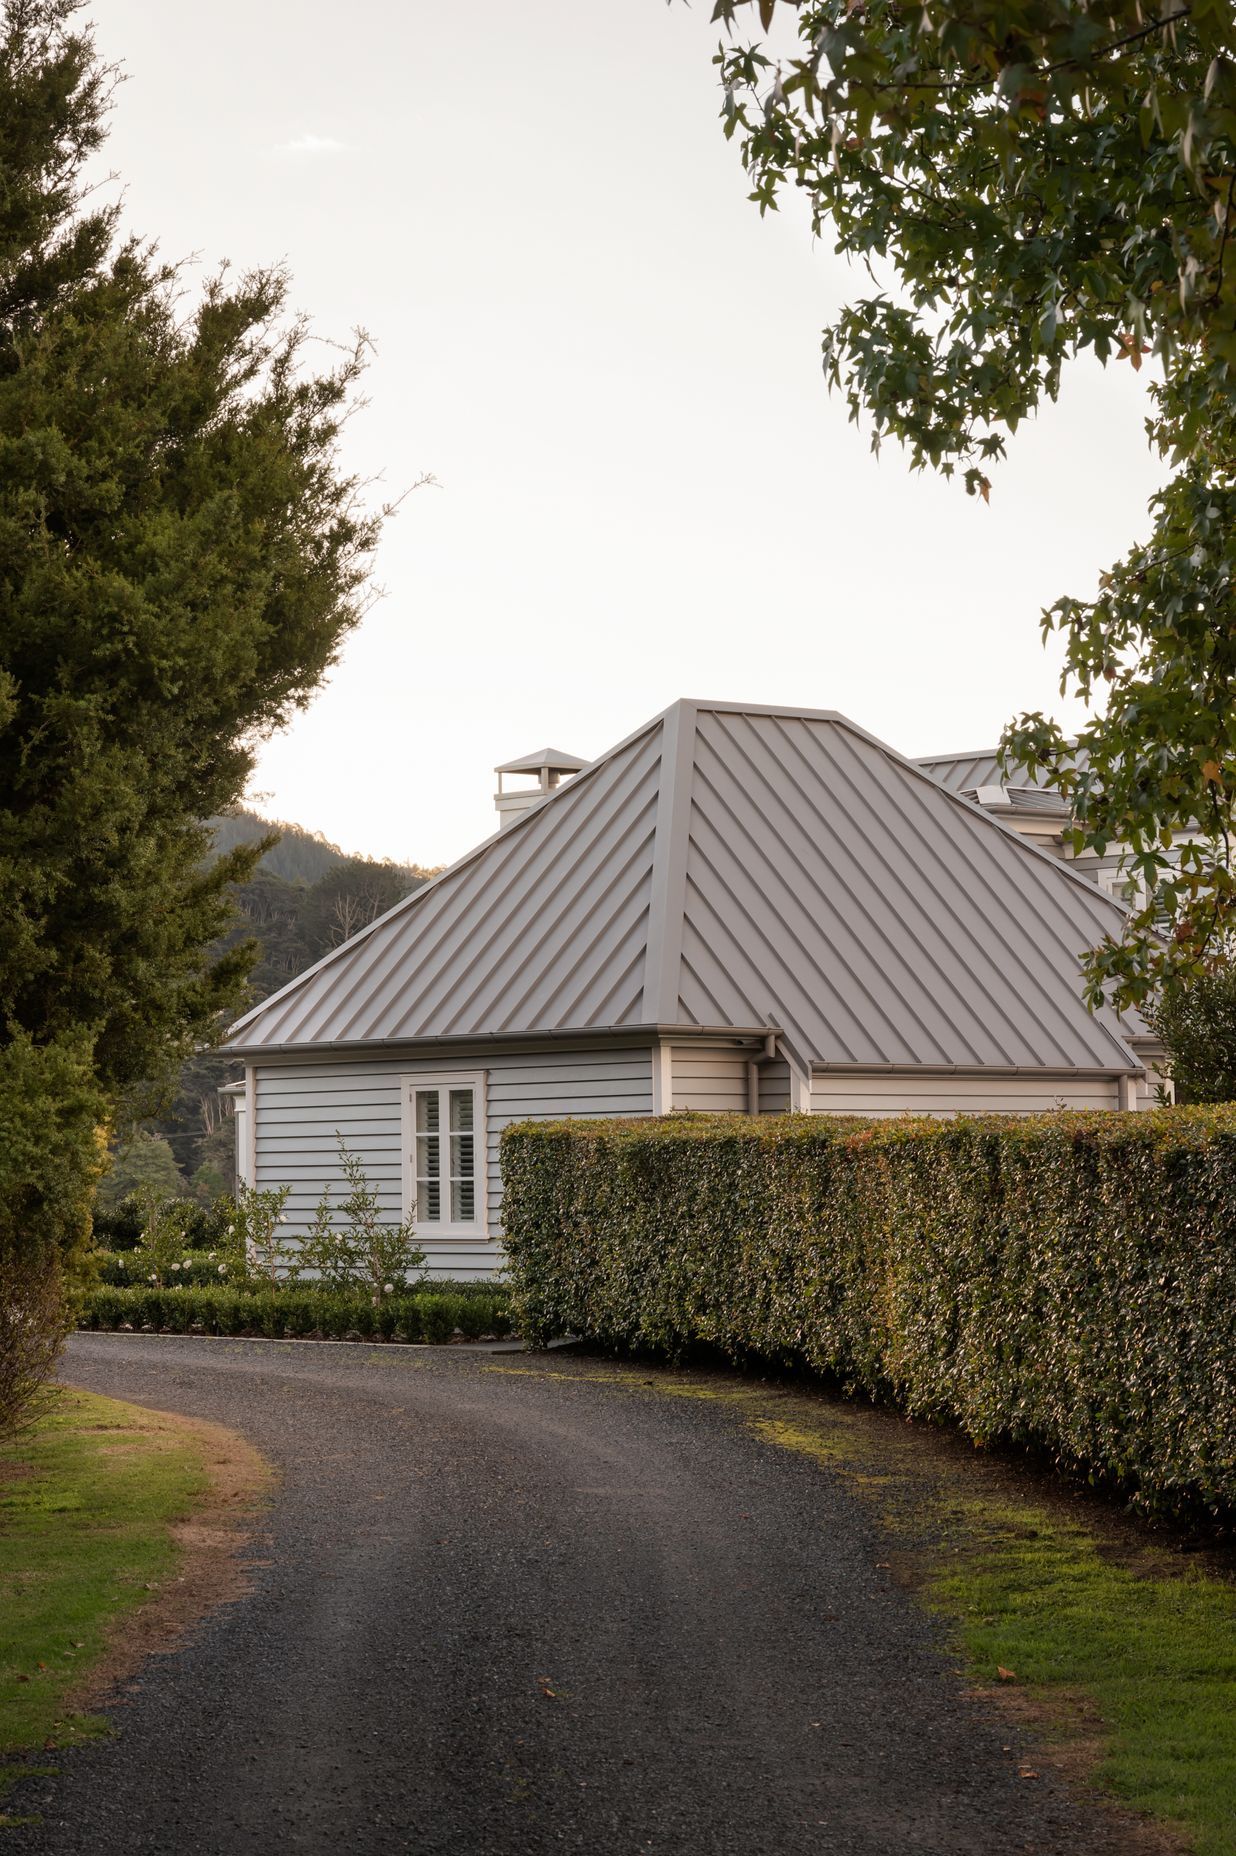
xmin=493 ymin=748 xmax=587 ymax=829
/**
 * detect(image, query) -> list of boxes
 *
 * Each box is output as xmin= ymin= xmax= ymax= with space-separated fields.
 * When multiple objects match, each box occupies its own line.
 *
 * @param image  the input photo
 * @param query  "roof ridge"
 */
xmin=640 ymin=699 xmax=697 ymax=1024
xmin=826 ymin=712 xmax=1136 ymax=931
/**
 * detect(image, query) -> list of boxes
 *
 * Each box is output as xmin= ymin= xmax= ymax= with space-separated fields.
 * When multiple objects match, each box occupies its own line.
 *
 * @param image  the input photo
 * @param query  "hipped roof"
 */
xmin=920 ymin=742 xmax=1089 ymax=795
xmin=226 ymin=700 xmax=1143 ymax=1074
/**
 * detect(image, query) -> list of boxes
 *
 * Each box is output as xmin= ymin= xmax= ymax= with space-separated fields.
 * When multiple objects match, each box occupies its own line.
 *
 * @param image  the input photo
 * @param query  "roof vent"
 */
xmin=494 ymin=748 xmax=587 ymax=830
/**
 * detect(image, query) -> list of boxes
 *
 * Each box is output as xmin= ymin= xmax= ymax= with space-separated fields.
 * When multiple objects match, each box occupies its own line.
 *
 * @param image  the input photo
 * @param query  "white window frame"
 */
xmin=400 ymin=1071 xmax=487 ymax=1240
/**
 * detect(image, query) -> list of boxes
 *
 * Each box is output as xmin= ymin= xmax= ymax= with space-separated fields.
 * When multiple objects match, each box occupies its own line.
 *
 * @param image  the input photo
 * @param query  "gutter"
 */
xmin=224 ymin=1023 xmax=781 ymax=1060
xmin=810 ymin=1060 xmax=1140 ymax=1079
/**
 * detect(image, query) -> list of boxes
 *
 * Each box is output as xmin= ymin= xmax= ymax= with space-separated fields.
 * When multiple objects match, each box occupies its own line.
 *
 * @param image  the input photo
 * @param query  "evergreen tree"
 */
xmin=0 ymin=0 xmax=387 ymax=1380
xmin=0 ymin=1 xmax=380 ymax=1106
xmin=1152 ymin=966 xmax=1236 ymax=1104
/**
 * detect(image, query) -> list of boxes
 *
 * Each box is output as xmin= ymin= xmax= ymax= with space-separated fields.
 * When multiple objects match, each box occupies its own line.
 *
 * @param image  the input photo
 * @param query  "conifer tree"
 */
xmin=0 ymin=0 xmax=385 ymax=1363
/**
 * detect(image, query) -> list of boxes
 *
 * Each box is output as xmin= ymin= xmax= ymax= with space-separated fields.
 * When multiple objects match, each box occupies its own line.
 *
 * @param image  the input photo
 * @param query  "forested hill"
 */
xmin=210 ymin=806 xmax=373 ymax=887
xmin=205 ymin=808 xmax=435 ymax=1000
xmin=116 ymin=812 xmax=437 ymax=1203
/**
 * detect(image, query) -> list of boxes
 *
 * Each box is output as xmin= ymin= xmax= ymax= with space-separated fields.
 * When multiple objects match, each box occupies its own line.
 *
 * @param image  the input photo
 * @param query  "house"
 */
xmin=224 ymin=700 xmax=1168 ymax=1280
xmin=917 ymin=743 xmax=1204 ymax=908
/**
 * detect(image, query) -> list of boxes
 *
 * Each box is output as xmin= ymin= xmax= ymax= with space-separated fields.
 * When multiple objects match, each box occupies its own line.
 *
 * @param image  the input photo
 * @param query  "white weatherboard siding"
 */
xmin=669 ymin=1044 xmax=749 ymax=1113
xmin=1134 ymin=1060 xmax=1172 ymax=1109
xmin=809 ymin=1071 xmax=1121 ymax=1116
xmin=758 ymin=1058 xmax=792 ymax=1115
xmin=254 ymin=1044 xmax=654 ymax=1278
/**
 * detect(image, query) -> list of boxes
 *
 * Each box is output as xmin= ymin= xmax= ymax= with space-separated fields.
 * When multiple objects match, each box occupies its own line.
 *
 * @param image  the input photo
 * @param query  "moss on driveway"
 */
xmin=492 ymin=1360 xmax=1236 ymax=1855
xmin=749 ymin=1403 xmax=1236 ymax=1856
xmin=0 ymin=1387 xmax=267 ymax=1821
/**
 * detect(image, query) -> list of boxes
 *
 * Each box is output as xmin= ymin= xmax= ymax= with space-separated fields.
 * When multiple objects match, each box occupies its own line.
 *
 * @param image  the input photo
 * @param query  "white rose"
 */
xmin=217 ymin=1264 xmax=228 ymax=1276
xmin=383 ymin=1282 xmax=393 ymax=1294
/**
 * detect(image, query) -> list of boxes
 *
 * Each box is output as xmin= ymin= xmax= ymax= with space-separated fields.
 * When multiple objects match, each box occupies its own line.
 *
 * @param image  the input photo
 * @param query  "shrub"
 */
xmin=91 ymin=1200 xmax=145 ymax=1252
xmin=1151 ymin=963 xmax=1236 ymax=1103
xmin=419 ymin=1297 xmax=457 ymax=1344
xmin=0 ymin=1030 xmax=106 ymax=1436
xmin=501 ymin=1109 xmax=1236 ymax=1515
xmin=95 ymin=1247 xmax=223 ymax=1289
xmin=296 ymin=1138 xmax=426 ymax=1297
xmin=125 ymin=1190 xmax=197 ymax=1287
xmin=0 ymin=1249 xmax=67 ymax=1431
xmin=92 ymin=1197 xmax=230 ymax=1254
xmin=78 ymin=1282 xmax=511 ymax=1344
xmin=215 ymin=1183 xmax=292 ymax=1290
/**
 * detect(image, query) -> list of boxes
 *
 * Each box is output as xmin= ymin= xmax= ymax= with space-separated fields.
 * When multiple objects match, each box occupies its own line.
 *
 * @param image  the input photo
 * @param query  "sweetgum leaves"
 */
xmin=702 ymin=0 xmax=1236 ymax=1006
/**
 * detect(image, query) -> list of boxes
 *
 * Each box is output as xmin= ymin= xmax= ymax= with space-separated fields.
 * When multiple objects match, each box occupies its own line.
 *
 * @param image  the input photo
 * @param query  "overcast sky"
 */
xmin=92 ymin=0 xmax=1164 ymax=868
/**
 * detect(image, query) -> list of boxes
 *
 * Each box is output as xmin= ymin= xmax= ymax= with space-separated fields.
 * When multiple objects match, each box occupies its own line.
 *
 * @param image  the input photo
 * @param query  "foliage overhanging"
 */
xmin=700 ymin=0 xmax=1236 ymax=1005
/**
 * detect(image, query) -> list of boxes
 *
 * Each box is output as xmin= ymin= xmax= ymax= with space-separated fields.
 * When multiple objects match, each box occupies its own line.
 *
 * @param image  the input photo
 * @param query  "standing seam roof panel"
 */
xmin=703 ymin=710 xmax=1058 ymax=1063
xmin=672 ymin=708 xmax=1135 ymax=1072
xmin=859 ymin=729 xmax=1131 ymax=1066
xmin=783 ymin=717 xmax=1126 ymax=1067
xmin=693 ymin=715 xmax=1021 ymax=1064
xmin=340 ymin=728 xmax=663 ymax=1042
xmin=420 ymin=760 xmax=662 ymax=1038
xmin=226 ymin=699 xmax=1140 ymax=1074
xmin=796 ymin=721 xmax=1107 ymax=1067
xmin=917 ymin=749 xmax=1005 ymax=792
xmin=235 ymin=721 xmax=663 ymax=1046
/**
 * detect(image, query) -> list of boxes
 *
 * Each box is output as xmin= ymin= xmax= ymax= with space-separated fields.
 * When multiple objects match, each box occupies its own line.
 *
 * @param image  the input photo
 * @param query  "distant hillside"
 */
xmin=210 ymin=806 xmax=422 ymax=888
xmin=122 ymin=812 xmax=438 ymax=1203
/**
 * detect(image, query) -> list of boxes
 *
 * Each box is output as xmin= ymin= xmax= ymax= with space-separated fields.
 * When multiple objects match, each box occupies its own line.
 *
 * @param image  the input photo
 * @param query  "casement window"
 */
xmin=401 ymin=1073 xmax=486 ymax=1237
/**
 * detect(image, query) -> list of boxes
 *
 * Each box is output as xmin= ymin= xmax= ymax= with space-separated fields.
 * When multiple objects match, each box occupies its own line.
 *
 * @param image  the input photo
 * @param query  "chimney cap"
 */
xmin=494 ymin=748 xmax=588 ymax=777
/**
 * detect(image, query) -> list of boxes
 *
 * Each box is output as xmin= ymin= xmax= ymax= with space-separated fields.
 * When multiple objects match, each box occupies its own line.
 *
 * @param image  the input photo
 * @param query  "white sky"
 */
xmin=92 ymin=0 xmax=1164 ymax=867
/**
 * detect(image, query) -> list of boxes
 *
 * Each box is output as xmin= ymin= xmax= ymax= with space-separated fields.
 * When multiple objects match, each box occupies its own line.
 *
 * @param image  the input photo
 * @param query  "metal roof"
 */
xmin=920 ymin=743 xmax=1088 ymax=795
xmin=494 ymin=748 xmax=588 ymax=776
xmin=226 ymin=700 xmax=1142 ymax=1072
xmin=917 ymin=747 xmax=1007 ymax=792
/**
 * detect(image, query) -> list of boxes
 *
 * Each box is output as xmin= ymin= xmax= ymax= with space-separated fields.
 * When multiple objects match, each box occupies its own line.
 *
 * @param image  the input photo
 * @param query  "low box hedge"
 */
xmin=80 ymin=1283 xmax=513 ymax=1344
xmin=90 ymin=1251 xmax=509 ymax=1300
xmin=500 ymin=1108 xmax=1236 ymax=1513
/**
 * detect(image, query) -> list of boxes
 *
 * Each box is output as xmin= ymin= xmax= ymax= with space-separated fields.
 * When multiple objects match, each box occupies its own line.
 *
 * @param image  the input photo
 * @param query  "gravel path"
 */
xmin=8 ymin=1335 xmax=1127 ymax=1855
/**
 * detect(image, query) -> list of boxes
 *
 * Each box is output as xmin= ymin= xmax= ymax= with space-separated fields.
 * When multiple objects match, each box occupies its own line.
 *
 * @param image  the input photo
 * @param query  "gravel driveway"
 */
xmin=8 ymin=1335 xmax=1128 ymax=1855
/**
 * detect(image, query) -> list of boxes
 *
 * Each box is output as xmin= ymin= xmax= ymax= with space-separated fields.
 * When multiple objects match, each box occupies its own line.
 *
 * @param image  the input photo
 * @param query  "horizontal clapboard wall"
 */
xmin=669 ymin=1044 xmax=749 ymax=1114
xmin=809 ymin=1070 xmax=1121 ymax=1117
xmin=758 ymin=1058 xmax=791 ymax=1116
xmin=252 ymin=1044 xmax=654 ymax=1278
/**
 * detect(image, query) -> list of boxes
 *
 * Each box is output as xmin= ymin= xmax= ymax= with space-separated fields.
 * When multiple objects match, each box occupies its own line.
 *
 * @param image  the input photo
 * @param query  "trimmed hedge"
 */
xmin=501 ymin=1109 xmax=1236 ymax=1513
xmin=90 ymin=1251 xmax=506 ymax=1300
xmin=80 ymin=1283 xmax=513 ymax=1344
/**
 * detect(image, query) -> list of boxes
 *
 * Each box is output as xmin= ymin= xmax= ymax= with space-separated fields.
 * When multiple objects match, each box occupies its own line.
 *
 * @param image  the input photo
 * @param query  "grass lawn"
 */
xmin=751 ymin=1407 xmax=1236 ymax=1856
xmin=0 ymin=1387 xmax=224 ymax=1819
xmin=489 ymin=1361 xmax=1236 ymax=1855
xmin=932 ymin=1502 xmax=1236 ymax=1851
